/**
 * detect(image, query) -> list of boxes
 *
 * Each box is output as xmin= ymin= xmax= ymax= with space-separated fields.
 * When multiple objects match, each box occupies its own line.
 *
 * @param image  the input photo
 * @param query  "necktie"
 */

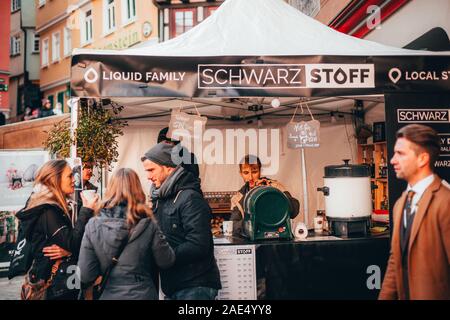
xmin=404 ymin=190 xmax=416 ymax=228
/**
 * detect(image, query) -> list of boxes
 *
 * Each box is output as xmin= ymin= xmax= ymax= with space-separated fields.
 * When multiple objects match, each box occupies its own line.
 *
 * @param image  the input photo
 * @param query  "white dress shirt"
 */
xmin=403 ymin=174 xmax=435 ymax=228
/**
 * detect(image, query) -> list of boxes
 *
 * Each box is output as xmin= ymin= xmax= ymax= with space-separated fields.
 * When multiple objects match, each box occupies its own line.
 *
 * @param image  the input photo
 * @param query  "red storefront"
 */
xmin=0 ymin=0 xmax=11 ymax=119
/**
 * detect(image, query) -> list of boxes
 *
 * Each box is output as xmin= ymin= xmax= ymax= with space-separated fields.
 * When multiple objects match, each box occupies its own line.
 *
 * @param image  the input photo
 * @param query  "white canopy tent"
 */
xmin=70 ymin=0 xmax=450 ymax=227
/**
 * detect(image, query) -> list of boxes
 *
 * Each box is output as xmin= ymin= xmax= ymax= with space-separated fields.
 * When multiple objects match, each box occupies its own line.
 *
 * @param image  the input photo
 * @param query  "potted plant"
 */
xmin=44 ymin=99 xmax=127 ymax=174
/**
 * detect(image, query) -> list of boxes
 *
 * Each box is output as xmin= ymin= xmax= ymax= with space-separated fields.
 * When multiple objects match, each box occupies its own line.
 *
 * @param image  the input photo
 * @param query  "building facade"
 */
xmin=71 ymin=0 xmax=159 ymax=51
xmin=8 ymin=0 xmax=40 ymax=122
xmin=36 ymin=0 xmax=71 ymax=114
xmin=153 ymin=0 xmax=223 ymax=41
xmin=36 ymin=0 xmax=159 ymax=114
xmin=0 ymin=1 xmax=12 ymax=120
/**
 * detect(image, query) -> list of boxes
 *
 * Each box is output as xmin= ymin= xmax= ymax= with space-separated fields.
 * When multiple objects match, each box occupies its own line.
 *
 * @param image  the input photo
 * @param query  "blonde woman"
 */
xmin=78 ymin=168 xmax=175 ymax=300
xmin=16 ymin=159 xmax=98 ymax=300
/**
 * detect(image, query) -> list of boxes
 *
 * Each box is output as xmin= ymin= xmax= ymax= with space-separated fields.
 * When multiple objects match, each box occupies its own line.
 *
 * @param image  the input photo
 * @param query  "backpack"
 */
xmin=8 ymin=222 xmax=33 ymax=280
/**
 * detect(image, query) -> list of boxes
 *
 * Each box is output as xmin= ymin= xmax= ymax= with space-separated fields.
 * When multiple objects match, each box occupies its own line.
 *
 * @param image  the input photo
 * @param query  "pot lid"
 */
xmin=324 ymin=159 xmax=371 ymax=177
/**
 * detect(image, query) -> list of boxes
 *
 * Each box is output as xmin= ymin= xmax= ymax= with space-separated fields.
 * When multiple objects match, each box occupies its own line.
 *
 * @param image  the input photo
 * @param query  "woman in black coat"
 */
xmin=16 ymin=159 xmax=98 ymax=300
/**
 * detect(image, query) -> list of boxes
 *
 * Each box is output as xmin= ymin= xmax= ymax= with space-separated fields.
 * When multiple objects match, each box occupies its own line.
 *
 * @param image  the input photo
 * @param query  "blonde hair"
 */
xmin=100 ymin=168 xmax=153 ymax=226
xmin=26 ymin=160 xmax=70 ymax=214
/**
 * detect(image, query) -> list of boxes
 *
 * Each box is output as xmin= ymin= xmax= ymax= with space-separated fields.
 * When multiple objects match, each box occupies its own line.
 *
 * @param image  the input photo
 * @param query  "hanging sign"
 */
xmin=287 ymin=120 xmax=321 ymax=148
xmin=286 ymin=103 xmax=320 ymax=148
xmin=167 ymin=108 xmax=207 ymax=142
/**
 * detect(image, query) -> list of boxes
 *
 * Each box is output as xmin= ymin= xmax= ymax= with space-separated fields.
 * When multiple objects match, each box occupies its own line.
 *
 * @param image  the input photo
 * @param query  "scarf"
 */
xmin=153 ymin=165 xmax=185 ymax=200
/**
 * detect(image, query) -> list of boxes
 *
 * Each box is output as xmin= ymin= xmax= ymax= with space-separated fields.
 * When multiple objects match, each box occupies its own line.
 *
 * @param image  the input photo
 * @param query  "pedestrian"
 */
xmin=39 ymin=99 xmax=54 ymax=118
xmin=75 ymin=162 xmax=98 ymax=216
xmin=16 ymin=159 xmax=98 ymax=300
xmin=142 ymin=142 xmax=221 ymax=300
xmin=157 ymin=126 xmax=200 ymax=178
xmin=78 ymin=168 xmax=175 ymax=300
xmin=379 ymin=124 xmax=450 ymax=300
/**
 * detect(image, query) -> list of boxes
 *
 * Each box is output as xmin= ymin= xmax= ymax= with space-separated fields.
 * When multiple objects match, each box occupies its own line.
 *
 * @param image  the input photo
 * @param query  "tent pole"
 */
xmin=69 ymin=98 xmax=79 ymax=159
xmin=301 ymin=148 xmax=309 ymax=227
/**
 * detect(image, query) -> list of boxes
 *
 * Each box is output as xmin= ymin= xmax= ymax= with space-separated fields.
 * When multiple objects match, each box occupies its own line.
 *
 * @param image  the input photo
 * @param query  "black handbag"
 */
xmin=46 ymin=256 xmax=79 ymax=299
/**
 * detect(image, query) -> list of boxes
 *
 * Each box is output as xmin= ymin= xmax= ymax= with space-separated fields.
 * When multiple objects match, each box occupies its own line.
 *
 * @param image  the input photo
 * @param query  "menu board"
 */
xmin=214 ymin=244 xmax=257 ymax=300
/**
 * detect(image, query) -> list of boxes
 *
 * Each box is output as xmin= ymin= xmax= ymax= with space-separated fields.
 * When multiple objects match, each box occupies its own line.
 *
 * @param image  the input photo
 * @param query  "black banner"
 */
xmin=385 ymin=93 xmax=450 ymax=226
xmin=71 ymin=54 xmax=450 ymax=98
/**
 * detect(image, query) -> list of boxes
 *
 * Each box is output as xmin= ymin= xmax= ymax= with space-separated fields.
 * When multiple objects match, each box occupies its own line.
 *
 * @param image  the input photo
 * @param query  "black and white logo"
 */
xmin=236 ymin=248 xmax=252 ymax=255
xmin=389 ymin=68 xmax=402 ymax=84
xmin=389 ymin=67 xmax=450 ymax=83
xmin=198 ymin=64 xmax=375 ymax=89
xmin=397 ymin=109 xmax=450 ymax=123
xmin=84 ymin=68 xmax=99 ymax=84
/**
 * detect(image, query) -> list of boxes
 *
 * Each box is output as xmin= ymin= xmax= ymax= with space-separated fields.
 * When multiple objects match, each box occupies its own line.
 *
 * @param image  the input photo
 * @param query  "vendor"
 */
xmin=230 ymin=155 xmax=300 ymax=236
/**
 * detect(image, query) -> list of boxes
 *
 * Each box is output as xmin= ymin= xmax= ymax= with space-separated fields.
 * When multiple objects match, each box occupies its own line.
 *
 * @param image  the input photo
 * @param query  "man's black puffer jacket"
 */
xmin=152 ymin=167 xmax=221 ymax=296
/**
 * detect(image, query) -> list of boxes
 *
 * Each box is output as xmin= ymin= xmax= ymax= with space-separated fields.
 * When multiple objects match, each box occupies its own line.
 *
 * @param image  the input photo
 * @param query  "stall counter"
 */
xmin=213 ymin=232 xmax=390 ymax=300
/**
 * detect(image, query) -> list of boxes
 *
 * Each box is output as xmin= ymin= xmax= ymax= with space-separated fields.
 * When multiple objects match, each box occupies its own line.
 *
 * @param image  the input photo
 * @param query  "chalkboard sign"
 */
xmin=286 ymin=120 xmax=321 ymax=149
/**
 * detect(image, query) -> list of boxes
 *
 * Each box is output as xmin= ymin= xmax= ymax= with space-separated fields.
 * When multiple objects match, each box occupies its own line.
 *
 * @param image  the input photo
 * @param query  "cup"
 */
xmin=222 ymin=221 xmax=233 ymax=236
xmin=81 ymin=189 xmax=97 ymax=202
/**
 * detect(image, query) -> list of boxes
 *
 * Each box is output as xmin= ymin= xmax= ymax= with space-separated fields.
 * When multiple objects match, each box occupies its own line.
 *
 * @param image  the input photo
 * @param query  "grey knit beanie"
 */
xmin=141 ymin=142 xmax=177 ymax=168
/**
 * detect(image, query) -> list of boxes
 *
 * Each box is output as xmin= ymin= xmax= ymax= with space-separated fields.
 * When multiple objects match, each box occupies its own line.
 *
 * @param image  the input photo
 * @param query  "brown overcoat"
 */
xmin=379 ymin=176 xmax=450 ymax=300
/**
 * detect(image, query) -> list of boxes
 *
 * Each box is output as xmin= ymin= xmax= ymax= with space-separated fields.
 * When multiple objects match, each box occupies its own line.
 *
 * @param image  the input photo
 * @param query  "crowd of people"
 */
xmin=12 ymin=124 xmax=450 ymax=300
xmin=23 ymin=99 xmax=63 ymax=122
xmin=15 ymin=128 xmax=221 ymax=300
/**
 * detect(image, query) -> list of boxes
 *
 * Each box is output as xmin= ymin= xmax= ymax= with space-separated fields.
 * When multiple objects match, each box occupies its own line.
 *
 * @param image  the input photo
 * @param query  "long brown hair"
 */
xmin=26 ymin=159 xmax=70 ymax=214
xmin=100 ymin=168 xmax=153 ymax=226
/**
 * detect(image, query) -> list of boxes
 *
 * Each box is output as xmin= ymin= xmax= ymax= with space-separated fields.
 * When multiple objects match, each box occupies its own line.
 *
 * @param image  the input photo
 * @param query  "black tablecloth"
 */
xmin=215 ymin=233 xmax=390 ymax=300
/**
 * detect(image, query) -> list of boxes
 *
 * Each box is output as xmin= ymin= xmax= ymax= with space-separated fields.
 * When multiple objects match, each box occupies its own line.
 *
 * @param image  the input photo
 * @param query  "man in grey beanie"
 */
xmin=141 ymin=142 xmax=221 ymax=300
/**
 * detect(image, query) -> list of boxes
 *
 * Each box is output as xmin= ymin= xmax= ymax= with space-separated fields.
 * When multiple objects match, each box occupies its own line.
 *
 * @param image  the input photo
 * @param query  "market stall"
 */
xmin=68 ymin=0 xmax=450 ymax=299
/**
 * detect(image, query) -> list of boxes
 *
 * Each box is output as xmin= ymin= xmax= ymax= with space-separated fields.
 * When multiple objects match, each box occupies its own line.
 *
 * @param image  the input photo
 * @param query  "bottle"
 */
xmin=314 ymin=210 xmax=325 ymax=234
xmin=382 ymin=195 xmax=388 ymax=211
xmin=368 ymin=156 xmax=375 ymax=178
xmin=379 ymin=152 xmax=386 ymax=177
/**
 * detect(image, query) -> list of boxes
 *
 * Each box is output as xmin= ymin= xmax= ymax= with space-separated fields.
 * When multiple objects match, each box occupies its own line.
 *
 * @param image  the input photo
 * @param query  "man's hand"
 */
xmin=253 ymin=178 xmax=271 ymax=188
xmin=43 ymin=244 xmax=72 ymax=260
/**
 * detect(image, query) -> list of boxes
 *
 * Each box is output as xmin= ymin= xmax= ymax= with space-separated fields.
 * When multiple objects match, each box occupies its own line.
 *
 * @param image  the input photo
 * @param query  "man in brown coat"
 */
xmin=379 ymin=124 xmax=450 ymax=300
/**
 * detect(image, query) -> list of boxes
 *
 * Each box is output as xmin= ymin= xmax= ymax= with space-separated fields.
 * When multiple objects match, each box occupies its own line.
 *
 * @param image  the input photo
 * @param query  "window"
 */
xmin=63 ymin=27 xmax=71 ymax=56
xmin=57 ymin=92 xmax=65 ymax=113
xmin=104 ymin=0 xmax=116 ymax=34
xmin=42 ymin=38 xmax=49 ymax=66
xmin=10 ymin=36 xmax=21 ymax=56
xmin=205 ymin=6 xmax=219 ymax=17
xmin=122 ymin=0 xmax=136 ymax=25
xmin=170 ymin=8 xmax=195 ymax=39
xmin=52 ymin=32 xmax=60 ymax=62
xmin=11 ymin=0 xmax=21 ymax=12
xmin=82 ymin=10 xmax=93 ymax=44
xmin=47 ymin=95 xmax=54 ymax=108
xmin=32 ymin=34 xmax=40 ymax=53
xmin=38 ymin=0 xmax=46 ymax=8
